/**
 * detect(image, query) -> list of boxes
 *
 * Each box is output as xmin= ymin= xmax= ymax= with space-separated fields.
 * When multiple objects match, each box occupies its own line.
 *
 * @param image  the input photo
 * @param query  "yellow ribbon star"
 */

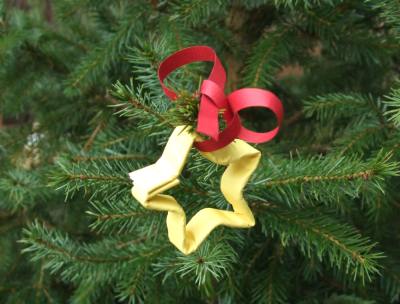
xmin=129 ymin=126 xmax=261 ymax=255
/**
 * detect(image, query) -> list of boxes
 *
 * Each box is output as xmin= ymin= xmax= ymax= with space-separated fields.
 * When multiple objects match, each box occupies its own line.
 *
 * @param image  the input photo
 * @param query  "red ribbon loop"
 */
xmin=158 ymin=46 xmax=284 ymax=152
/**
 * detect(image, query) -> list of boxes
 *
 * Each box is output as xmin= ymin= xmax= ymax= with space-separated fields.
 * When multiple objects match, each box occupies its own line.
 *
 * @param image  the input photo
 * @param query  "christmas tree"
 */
xmin=1 ymin=0 xmax=400 ymax=303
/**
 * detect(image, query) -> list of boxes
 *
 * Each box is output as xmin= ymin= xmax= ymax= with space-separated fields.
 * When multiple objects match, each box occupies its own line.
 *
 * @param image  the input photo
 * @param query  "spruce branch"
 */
xmin=22 ymin=222 xmax=133 ymax=266
xmin=54 ymin=0 xmax=107 ymax=20
xmin=21 ymin=221 xmax=169 ymax=284
xmin=77 ymin=124 xmax=159 ymax=154
xmin=0 ymin=28 xmax=30 ymax=60
xmin=323 ymin=27 xmax=397 ymax=66
xmin=377 ymin=256 xmax=400 ymax=302
xmin=111 ymin=79 xmax=204 ymax=132
xmin=154 ymin=241 xmax=238 ymax=294
xmin=258 ymin=204 xmax=385 ymax=283
xmin=87 ymin=198 xmax=162 ymax=235
xmin=275 ymin=0 xmax=338 ymax=9
xmin=251 ymin=243 xmax=290 ymax=304
xmin=111 ymin=80 xmax=174 ymax=129
xmin=69 ymin=280 xmax=102 ymax=304
xmin=49 ymin=157 xmax=132 ymax=201
xmin=384 ymin=86 xmax=400 ymax=127
xmin=65 ymin=6 xmax=145 ymax=92
xmin=251 ymin=151 xmax=399 ymax=207
xmin=126 ymin=37 xmax=171 ymax=98
xmin=168 ymin=0 xmax=228 ymax=26
xmin=303 ymin=93 xmax=386 ymax=123
xmin=369 ymin=0 xmax=400 ymax=40
xmin=73 ymin=153 xmax=151 ymax=162
xmin=324 ymin=294 xmax=375 ymax=304
xmin=114 ymin=264 xmax=148 ymax=303
xmin=242 ymin=29 xmax=291 ymax=88
xmin=334 ymin=124 xmax=387 ymax=157
xmin=0 ymin=169 xmax=47 ymax=212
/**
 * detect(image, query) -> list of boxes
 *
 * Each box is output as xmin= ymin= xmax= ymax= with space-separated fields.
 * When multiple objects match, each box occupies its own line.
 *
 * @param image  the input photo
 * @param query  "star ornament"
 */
xmin=129 ymin=126 xmax=261 ymax=255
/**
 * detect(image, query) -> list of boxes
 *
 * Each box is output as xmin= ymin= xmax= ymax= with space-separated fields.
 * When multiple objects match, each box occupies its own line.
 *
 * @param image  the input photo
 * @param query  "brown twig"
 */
xmin=265 ymin=170 xmax=374 ymax=187
xmin=83 ymin=122 xmax=104 ymax=152
xmin=74 ymin=154 xmax=152 ymax=162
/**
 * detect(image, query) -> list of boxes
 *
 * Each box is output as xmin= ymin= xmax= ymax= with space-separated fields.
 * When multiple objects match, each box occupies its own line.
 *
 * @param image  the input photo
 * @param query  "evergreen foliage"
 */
xmin=1 ymin=0 xmax=400 ymax=303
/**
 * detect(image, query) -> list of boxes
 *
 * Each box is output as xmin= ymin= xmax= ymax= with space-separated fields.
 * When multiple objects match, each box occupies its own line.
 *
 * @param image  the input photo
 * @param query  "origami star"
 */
xmin=129 ymin=126 xmax=261 ymax=255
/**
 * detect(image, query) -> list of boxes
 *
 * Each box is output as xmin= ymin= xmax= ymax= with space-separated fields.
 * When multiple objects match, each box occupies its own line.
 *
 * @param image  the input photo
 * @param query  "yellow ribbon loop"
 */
xmin=129 ymin=126 xmax=261 ymax=255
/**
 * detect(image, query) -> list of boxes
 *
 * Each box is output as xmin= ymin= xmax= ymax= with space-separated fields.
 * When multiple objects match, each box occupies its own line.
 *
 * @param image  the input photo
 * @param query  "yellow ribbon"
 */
xmin=129 ymin=126 xmax=261 ymax=255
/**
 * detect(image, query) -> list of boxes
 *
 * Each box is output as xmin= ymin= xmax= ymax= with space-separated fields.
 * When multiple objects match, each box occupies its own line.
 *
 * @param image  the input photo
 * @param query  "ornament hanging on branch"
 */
xmin=129 ymin=46 xmax=284 ymax=254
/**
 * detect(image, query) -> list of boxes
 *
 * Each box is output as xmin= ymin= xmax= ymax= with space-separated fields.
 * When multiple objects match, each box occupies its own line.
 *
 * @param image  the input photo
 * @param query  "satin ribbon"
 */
xmin=158 ymin=45 xmax=284 ymax=152
xmin=129 ymin=126 xmax=259 ymax=255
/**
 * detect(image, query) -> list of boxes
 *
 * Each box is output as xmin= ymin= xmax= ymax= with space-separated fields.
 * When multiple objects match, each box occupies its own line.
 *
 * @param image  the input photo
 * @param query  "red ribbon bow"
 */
xmin=158 ymin=45 xmax=284 ymax=152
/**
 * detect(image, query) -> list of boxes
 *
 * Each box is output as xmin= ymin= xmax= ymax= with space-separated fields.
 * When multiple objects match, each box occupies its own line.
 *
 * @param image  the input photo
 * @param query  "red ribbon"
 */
xmin=158 ymin=46 xmax=284 ymax=152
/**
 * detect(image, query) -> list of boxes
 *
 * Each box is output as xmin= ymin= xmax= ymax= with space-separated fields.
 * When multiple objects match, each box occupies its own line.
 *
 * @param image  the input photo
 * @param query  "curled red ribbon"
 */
xmin=158 ymin=46 xmax=284 ymax=152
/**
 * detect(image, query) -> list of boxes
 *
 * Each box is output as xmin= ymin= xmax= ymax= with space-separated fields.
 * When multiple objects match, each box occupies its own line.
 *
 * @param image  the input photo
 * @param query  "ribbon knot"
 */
xmin=158 ymin=45 xmax=284 ymax=152
xmin=198 ymin=79 xmax=227 ymax=141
